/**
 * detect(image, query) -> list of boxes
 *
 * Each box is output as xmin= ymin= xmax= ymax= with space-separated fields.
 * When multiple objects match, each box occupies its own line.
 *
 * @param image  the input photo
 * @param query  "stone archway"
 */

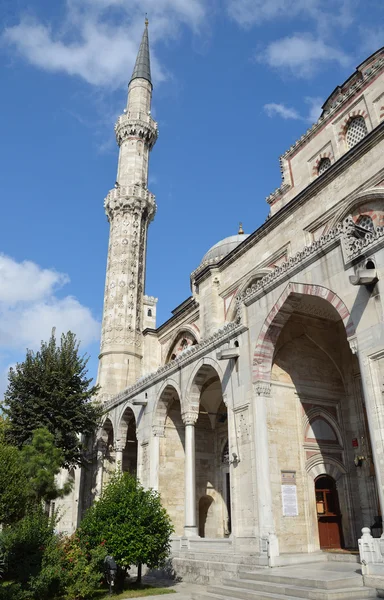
xmin=155 ymin=383 xmax=185 ymax=536
xmin=252 ymin=283 xmax=356 ymax=385
xmin=117 ymin=407 xmax=138 ymax=476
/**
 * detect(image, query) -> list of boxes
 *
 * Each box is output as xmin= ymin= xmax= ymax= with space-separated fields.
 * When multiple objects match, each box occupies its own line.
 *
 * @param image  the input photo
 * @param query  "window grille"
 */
xmin=345 ymin=116 xmax=368 ymax=149
xmin=357 ymin=215 xmax=374 ymax=231
xmin=317 ymin=157 xmax=331 ymax=175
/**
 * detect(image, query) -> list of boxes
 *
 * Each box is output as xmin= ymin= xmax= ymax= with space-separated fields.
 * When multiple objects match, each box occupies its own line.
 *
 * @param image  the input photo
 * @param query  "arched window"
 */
xmin=345 ymin=116 xmax=368 ymax=149
xmin=147 ymin=309 xmax=152 ymax=317
xmin=357 ymin=214 xmax=374 ymax=232
xmin=318 ymin=157 xmax=331 ymax=176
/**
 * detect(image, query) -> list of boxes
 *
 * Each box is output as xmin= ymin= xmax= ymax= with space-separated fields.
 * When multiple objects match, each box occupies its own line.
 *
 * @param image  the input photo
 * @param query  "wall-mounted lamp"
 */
xmin=354 ymin=455 xmax=366 ymax=467
xmin=229 ymin=452 xmax=240 ymax=466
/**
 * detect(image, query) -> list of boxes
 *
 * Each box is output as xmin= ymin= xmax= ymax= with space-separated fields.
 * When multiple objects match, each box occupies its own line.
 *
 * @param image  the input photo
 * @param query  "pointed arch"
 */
xmin=165 ymin=326 xmax=199 ymax=364
xmin=326 ymin=187 xmax=384 ymax=231
xmin=252 ymin=283 xmax=355 ymax=384
xmin=153 ymin=380 xmax=182 ymax=431
xmin=185 ymin=357 xmax=225 ymax=415
xmin=306 ymin=455 xmax=347 ymax=481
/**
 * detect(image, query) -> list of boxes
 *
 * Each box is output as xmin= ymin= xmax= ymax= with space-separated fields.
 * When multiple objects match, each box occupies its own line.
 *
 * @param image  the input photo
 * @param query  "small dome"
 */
xmin=201 ymin=234 xmax=249 ymax=265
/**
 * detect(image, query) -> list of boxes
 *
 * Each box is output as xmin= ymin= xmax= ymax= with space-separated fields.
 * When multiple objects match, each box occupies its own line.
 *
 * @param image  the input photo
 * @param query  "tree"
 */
xmin=3 ymin=330 xmax=102 ymax=468
xmin=22 ymin=428 xmax=72 ymax=505
xmin=0 ymin=443 xmax=28 ymax=525
xmin=79 ymin=472 xmax=174 ymax=584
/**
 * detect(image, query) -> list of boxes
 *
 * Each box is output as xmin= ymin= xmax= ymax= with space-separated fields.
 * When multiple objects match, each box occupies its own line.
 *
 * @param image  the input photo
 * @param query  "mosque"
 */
xmin=58 ymin=21 xmax=384 ymax=589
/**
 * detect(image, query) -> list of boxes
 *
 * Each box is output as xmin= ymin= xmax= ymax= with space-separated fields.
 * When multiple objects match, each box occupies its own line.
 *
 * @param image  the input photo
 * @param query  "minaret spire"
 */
xmin=98 ymin=22 xmax=158 ymax=399
xmin=130 ymin=19 xmax=152 ymax=87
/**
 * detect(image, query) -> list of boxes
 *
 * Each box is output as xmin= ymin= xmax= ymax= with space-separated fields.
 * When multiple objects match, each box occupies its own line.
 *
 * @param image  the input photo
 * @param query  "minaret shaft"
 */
xmin=98 ymin=25 xmax=158 ymax=399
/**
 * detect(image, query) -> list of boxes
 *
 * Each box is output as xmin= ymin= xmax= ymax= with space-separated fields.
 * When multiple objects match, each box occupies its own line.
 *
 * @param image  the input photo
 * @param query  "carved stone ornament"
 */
xmin=181 ymin=411 xmax=199 ymax=426
xmin=254 ymin=381 xmax=272 ymax=397
xmin=115 ymin=113 xmax=158 ymax=149
xmin=105 ymin=185 xmax=156 ymax=223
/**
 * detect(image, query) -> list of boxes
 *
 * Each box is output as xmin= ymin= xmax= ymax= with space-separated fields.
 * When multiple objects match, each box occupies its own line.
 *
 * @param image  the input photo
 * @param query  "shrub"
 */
xmin=79 ymin=472 xmax=174 ymax=583
xmin=60 ymin=535 xmax=107 ymax=600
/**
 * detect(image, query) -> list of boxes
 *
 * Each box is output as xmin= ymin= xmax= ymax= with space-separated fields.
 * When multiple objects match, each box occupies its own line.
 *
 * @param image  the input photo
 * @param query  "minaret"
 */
xmin=98 ymin=20 xmax=158 ymax=399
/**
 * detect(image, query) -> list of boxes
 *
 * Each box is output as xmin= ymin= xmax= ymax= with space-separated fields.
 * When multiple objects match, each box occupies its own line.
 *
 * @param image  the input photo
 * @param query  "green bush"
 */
xmin=60 ymin=535 xmax=107 ymax=600
xmin=79 ymin=472 xmax=174 ymax=583
xmin=0 ymin=506 xmax=55 ymax=588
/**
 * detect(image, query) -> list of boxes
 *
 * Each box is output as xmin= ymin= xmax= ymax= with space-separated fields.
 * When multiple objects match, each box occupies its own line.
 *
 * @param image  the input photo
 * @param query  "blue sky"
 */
xmin=0 ymin=0 xmax=383 ymax=393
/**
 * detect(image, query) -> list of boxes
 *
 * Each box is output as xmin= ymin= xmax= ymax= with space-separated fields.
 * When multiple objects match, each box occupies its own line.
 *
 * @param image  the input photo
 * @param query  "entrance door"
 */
xmin=315 ymin=476 xmax=343 ymax=549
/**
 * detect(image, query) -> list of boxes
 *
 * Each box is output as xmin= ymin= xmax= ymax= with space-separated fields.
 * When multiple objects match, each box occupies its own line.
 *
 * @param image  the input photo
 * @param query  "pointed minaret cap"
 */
xmin=238 ymin=222 xmax=244 ymax=235
xmin=130 ymin=18 xmax=152 ymax=87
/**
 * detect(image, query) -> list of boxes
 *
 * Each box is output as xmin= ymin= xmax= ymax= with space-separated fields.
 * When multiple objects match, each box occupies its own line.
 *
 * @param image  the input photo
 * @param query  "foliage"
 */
xmin=21 ymin=428 xmax=72 ymax=504
xmin=0 ymin=443 xmax=28 ymax=525
xmin=79 ymin=472 xmax=174 ymax=583
xmin=3 ymin=329 xmax=102 ymax=468
xmin=0 ymin=506 xmax=56 ymax=587
xmin=59 ymin=535 xmax=107 ymax=600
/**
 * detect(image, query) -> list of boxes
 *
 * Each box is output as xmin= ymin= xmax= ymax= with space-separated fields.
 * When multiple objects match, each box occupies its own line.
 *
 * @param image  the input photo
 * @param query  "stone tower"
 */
xmin=98 ymin=21 xmax=158 ymax=399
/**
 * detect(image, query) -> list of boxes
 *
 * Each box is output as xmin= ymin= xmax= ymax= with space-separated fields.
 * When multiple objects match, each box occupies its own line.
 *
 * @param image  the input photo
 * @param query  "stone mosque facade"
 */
xmin=59 ymin=24 xmax=384 ymax=579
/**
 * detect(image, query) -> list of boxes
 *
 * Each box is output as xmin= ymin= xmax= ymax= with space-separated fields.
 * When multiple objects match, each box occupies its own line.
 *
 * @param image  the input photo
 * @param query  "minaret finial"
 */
xmin=238 ymin=222 xmax=244 ymax=235
xmin=145 ymin=14 xmax=149 ymax=27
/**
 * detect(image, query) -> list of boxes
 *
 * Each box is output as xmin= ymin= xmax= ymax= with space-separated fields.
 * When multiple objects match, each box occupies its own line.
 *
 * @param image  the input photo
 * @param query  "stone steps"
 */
xmin=191 ymin=563 xmax=376 ymax=600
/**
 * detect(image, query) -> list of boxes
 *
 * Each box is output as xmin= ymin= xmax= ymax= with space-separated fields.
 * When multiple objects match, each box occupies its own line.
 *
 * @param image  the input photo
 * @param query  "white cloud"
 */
xmin=264 ymin=96 xmax=323 ymax=123
xmin=2 ymin=0 xmax=207 ymax=88
xmin=264 ymin=103 xmax=301 ymax=120
xmin=0 ymin=255 xmax=100 ymax=351
xmin=258 ymin=34 xmax=351 ymax=78
xmin=226 ymin=0 xmax=355 ymax=29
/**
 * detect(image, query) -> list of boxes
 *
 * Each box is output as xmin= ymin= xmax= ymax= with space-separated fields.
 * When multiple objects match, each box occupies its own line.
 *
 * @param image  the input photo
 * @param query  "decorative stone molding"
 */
xmin=104 ymin=185 xmax=156 ymax=222
xmin=266 ymin=183 xmax=291 ymax=206
xmin=104 ymin=320 xmax=243 ymax=411
xmin=115 ymin=114 xmax=158 ymax=149
xmin=254 ymin=381 xmax=272 ymax=397
xmin=181 ymin=411 xmax=199 ymax=426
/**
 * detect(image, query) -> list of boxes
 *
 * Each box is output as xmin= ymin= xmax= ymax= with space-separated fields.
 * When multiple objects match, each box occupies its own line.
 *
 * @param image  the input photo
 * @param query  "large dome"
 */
xmin=201 ymin=233 xmax=249 ymax=266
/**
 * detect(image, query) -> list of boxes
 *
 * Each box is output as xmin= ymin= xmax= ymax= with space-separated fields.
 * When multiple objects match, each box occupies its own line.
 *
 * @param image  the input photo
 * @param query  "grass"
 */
xmin=95 ymin=583 xmax=176 ymax=599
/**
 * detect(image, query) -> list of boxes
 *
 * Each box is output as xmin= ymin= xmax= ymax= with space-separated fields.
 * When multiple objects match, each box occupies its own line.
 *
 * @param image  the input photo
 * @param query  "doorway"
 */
xmin=315 ymin=476 xmax=343 ymax=549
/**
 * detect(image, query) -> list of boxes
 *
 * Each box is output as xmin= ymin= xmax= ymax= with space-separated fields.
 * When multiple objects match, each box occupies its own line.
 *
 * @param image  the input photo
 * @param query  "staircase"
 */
xmin=191 ymin=562 xmax=376 ymax=600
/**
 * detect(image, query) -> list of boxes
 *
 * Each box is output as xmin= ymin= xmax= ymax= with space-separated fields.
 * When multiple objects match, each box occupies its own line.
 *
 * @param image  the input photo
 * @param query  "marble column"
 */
xmin=150 ymin=426 xmax=165 ymax=491
xmin=355 ymin=346 xmax=384 ymax=521
xmin=253 ymin=382 xmax=279 ymax=562
xmin=182 ymin=411 xmax=199 ymax=537
xmin=95 ymin=440 xmax=106 ymax=498
xmin=114 ymin=440 xmax=125 ymax=472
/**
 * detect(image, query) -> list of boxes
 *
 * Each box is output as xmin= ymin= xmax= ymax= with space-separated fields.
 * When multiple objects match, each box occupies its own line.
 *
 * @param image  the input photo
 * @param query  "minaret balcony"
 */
xmin=115 ymin=113 xmax=158 ymax=148
xmin=104 ymin=184 xmax=156 ymax=222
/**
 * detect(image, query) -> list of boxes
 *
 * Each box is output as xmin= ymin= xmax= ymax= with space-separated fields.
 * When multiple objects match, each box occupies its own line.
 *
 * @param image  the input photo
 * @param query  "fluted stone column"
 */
xmin=253 ymin=382 xmax=279 ymax=562
xmin=182 ymin=411 xmax=199 ymax=537
xmin=115 ymin=441 xmax=125 ymax=472
xmin=150 ymin=426 xmax=165 ymax=491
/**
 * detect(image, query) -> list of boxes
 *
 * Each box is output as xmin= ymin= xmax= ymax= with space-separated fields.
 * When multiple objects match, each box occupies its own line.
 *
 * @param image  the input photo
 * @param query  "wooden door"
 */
xmin=315 ymin=476 xmax=343 ymax=549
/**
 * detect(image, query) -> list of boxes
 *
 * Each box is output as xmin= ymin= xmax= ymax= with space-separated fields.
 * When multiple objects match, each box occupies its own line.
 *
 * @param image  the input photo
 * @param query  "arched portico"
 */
xmin=183 ymin=361 xmax=230 ymax=539
xmin=116 ymin=406 xmax=138 ymax=476
xmin=252 ymin=284 xmax=377 ymax=555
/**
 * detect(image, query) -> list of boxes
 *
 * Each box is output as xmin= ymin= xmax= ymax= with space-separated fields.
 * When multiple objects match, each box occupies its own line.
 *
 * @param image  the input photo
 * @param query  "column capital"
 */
xmin=182 ymin=410 xmax=199 ymax=426
xmin=114 ymin=440 xmax=126 ymax=452
xmin=348 ymin=336 xmax=358 ymax=355
xmin=152 ymin=425 xmax=165 ymax=437
xmin=254 ymin=381 xmax=272 ymax=397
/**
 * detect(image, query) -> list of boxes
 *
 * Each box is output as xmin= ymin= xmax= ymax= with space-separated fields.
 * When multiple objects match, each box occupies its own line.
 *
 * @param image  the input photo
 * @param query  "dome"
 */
xmin=201 ymin=233 xmax=249 ymax=266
